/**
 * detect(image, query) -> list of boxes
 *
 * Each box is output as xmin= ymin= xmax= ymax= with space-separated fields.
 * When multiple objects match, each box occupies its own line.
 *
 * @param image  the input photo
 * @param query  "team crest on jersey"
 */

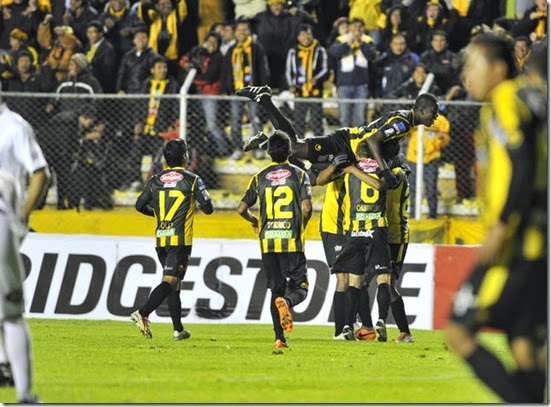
xmin=160 ymin=171 xmax=183 ymax=183
xmin=314 ymin=144 xmax=322 ymax=151
xmin=266 ymin=169 xmax=291 ymax=186
xmin=358 ymin=158 xmax=378 ymax=173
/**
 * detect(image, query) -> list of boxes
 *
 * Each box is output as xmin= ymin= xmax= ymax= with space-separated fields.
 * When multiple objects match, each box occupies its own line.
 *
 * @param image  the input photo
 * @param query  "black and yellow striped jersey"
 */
xmin=386 ymin=166 xmax=410 ymax=244
xmin=136 ymin=166 xmax=213 ymax=248
xmin=318 ymin=177 xmax=347 ymax=235
xmin=242 ymin=162 xmax=312 ymax=253
xmin=360 ymin=109 xmax=414 ymax=158
xmin=343 ymin=159 xmax=395 ymax=232
xmin=478 ymin=76 xmax=547 ymax=262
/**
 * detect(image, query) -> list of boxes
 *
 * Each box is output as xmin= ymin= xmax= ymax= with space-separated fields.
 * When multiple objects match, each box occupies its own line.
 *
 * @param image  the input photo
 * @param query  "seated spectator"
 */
xmin=377 ymin=5 xmax=410 ymax=52
xmin=180 ymin=33 xmax=230 ymax=157
xmin=45 ymin=52 xmax=102 ymax=115
xmin=389 ymin=62 xmax=441 ymax=99
xmin=37 ymin=21 xmax=82 ymax=91
xmin=84 ymin=19 xmax=118 ymax=92
xmin=98 ymin=0 xmax=141 ymax=58
xmin=63 ymin=0 xmax=99 ymax=45
xmin=285 ymin=23 xmax=328 ymax=138
xmin=407 ymin=110 xmax=450 ymax=218
xmin=419 ymin=30 xmax=459 ymax=94
xmin=375 ymin=32 xmax=418 ymax=98
xmin=329 ymin=17 xmax=376 ymax=128
xmin=514 ymin=36 xmax=531 ymax=73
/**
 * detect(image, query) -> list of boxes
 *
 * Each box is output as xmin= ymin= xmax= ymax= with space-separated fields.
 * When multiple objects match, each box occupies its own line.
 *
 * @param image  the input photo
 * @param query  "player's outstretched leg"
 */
xmin=243 ymin=131 xmax=269 ymax=152
xmin=235 ymin=85 xmax=272 ymax=102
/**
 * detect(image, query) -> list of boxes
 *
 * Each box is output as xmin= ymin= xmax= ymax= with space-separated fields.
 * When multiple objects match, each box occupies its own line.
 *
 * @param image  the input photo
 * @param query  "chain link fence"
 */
xmin=4 ymin=91 xmax=481 ymax=218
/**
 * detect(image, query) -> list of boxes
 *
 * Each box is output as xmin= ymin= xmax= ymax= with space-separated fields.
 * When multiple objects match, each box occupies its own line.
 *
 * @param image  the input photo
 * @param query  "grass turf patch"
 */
xmin=0 ymin=319 xmax=507 ymax=403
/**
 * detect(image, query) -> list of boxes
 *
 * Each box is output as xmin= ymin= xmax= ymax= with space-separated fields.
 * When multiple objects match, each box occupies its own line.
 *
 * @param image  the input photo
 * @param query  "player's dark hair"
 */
xmin=164 ymin=138 xmax=188 ymax=167
xmin=267 ymin=130 xmax=291 ymax=163
xmin=414 ymin=93 xmax=438 ymax=110
xmin=471 ymin=33 xmax=518 ymax=79
xmin=356 ymin=140 xmax=372 ymax=159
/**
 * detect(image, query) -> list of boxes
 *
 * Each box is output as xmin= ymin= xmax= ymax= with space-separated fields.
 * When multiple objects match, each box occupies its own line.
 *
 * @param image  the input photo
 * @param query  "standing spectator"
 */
xmin=329 ymin=17 xmax=376 ymax=128
xmin=511 ymin=0 xmax=547 ymax=43
xmin=132 ymin=138 xmax=214 ymax=340
xmin=0 ymin=0 xmax=40 ymax=50
xmin=408 ymin=0 xmax=453 ymax=55
xmin=137 ymin=0 xmax=189 ymax=78
xmin=406 ymin=111 xmax=450 ymax=218
xmin=62 ymin=0 xmax=99 ymax=46
xmin=419 ymin=30 xmax=459 ymax=94
xmin=130 ymin=55 xmax=178 ymax=186
xmin=326 ymin=16 xmax=348 ymax=84
xmin=375 ymin=32 xmax=418 ymax=98
xmin=285 ymin=24 xmax=328 ymax=138
xmin=37 ymin=22 xmax=82 ymax=91
xmin=221 ymin=20 xmax=270 ymax=160
xmin=251 ymin=0 xmax=292 ymax=89
xmin=514 ymin=36 xmax=531 ymax=73
xmin=0 ymin=85 xmax=49 ymax=396
xmin=0 ymin=29 xmax=39 ymax=80
xmin=84 ymin=19 xmax=117 ymax=92
xmin=237 ymin=130 xmax=312 ymax=351
xmin=97 ymin=0 xmax=140 ymax=58
xmin=348 ymin=0 xmax=385 ymax=45
xmin=378 ymin=5 xmax=410 ymax=53
xmin=448 ymin=0 xmax=500 ymax=52
xmin=218 ymin=20 xmax=235 ymax=56
xmin=180 ymin=32 xmax=229 ymax=156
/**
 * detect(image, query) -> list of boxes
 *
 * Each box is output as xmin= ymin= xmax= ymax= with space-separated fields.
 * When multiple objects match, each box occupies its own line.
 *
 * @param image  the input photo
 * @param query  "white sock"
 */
xmin=0 ymin=326 xmax=9 ymax=364
xmin=4 ymin=318 xmax=34 ymax=401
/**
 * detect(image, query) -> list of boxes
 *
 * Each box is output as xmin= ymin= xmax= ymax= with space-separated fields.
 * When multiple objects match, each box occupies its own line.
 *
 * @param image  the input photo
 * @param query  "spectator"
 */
xmin=419 ymin=30 xmax=459 ymax=94
xmin=130 ymin=55 xmax=178 ymax=186
xmin=286 ymin=0 xmax=318 ymax=42
xmin=447 ymin=0 xmax=500 ymax=52
xmin=511 ymin=0 xmax=547 ymax=43
xmin=375 ymin=32 xmax=418 ymax=98
xmin=0 ymin=0 xmax=40 ymax=50
xmin=389 ymin=62 xmax=441 ymax=99
xmin=219 ymin=20 xmax=235 ymax=56
xmin=84 ymin=19 xmax=117 ymax=92
xmin=285 ymin=23 xmax=328 ymax=138
xmin=221 ymin=20 xmax=270 ymax=160
xmin=97 ymin=0 xmax=141 ymax=58
xmin=232 ymin=0 xmax=266 ymax=20
xmin=378 ymin=5 xmax=410 ymax=52
xmin=45 ymin=52 xmax=102 ymax=115
xmin=514 ymin=36 xmax=531 ymax=73
xmin=63 ymin=0 xmax=99 ymax=45
xmin=329 ymin=17 xmax=376 ymax=128
xmin=0 ymin=29 xmax=39 ymax=80
xmin=197 ymin=0 xmax=226 ymax=45
xmin=408 ymin=0 xmax=453 ymax=55
xmin=180 ymin=33 xmax=229 ymax=157
xmin=406 ymin=110 xmax=450 ymax=218
xmin=348 ymin=0 xmax=385 ymax=45
xmin=37 ymin=22 xmax=82 ymax=91
xmin=137 ymin=0 xmax=189 ymax=78
xmin=326 ymin=16 xmax=348 ymax=84
xmin=251 ymin=0 xmax=292 ymax=89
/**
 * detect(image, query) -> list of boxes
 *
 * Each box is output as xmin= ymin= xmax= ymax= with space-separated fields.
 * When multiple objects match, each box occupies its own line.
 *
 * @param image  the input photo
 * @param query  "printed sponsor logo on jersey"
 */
xmin=164 ymin=182 xmax=177 ymax=188
xmin=156 ymin=228 xmax=175 ymax=237
xmin=358 ymin=159 xmax=378 ymax=172
xmin=266 ymin=169 xmax=292 ymax=183
xmin=264 ymin=230 xmax=293 ymax=239
xmin=355 ymin=212 xmax=381 ymax=220
xmin=160 ymin=171 xmax=183 ymax=183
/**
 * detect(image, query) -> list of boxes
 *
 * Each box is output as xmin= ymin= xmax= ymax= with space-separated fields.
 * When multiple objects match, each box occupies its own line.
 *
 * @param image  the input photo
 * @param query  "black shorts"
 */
xmin=155 ymin=245 xmax=192 ymax=280
xmin=449 ymin=258 xmax=547 ymax=339
xmin=332 ymin=228 xmax=391 ymax=276
xmin=261 ymin=251 xmax=309 ymax=292
xmin=305 ymin=136 xmax=348 ymax=164
xmin=390 ymin=243 xmax=408 ymax=279
xmin=321 ymin=231 xmax=346 ymax=269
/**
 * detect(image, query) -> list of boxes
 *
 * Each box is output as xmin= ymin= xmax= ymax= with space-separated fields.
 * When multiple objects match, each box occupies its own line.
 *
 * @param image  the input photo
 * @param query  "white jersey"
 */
xmin=0 ymin=170 xmax=26 ymax=321
xmin=0 ymin=103 xmax=48 ymax=208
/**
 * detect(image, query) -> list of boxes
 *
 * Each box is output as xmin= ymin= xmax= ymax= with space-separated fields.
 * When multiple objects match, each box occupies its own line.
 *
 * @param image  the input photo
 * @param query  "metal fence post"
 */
xmin=179 ymin=68 xmax=197 ymax=142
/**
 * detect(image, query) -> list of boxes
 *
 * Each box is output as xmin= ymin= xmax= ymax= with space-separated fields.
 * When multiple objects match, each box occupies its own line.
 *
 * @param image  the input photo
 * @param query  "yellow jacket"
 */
xmin=406 ymin=114 xmax=450 ymax=163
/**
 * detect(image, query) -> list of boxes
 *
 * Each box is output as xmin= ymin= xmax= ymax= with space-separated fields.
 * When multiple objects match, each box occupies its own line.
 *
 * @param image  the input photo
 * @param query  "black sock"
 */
xmin=512 ymin=368 xmax=546 ymax=403
xmin=391 ymin=296 xmax=410 ymax=334
xmin=466 ymin=345 xmax=529 ymax=402
xmin=358 ymin=284 xmax=373 ymax=328
xmin=140 ymin=281 xmax=173 ymax=317
xmin=167 ymin=290 xmax=183 ymax=332
xmin=333 ymin=291 xmax=346 ymax=336
xmin=376 ymin=283 xmax=391 ymax=321
xmin=258 ymin=96 xmax=298 ymax=141
xmin=344 ymin=287 xmax=361 ymax=327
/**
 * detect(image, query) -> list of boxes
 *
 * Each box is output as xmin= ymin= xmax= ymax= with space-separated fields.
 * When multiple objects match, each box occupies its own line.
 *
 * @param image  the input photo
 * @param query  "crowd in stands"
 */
xmin=0 ymin=0 xmax=546 ymax=211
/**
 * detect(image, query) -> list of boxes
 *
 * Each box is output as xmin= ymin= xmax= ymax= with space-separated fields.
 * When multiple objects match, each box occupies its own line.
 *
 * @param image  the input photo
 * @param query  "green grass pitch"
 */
xmin=0 ymin=319 xmax=510 ymax=403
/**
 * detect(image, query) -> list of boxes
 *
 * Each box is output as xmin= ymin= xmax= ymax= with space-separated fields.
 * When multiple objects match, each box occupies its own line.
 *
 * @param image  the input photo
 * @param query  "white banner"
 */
xmin=20 ymin=234 xmax=434 ymax=329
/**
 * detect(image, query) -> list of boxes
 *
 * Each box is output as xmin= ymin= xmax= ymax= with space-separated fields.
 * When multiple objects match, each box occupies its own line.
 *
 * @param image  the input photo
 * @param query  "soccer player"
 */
xmin=446 ymin=34 xmax=547 ymax=403
xmin=236 ymin=85 xmax=439 ymax=173
xmin=317 ymin=142 xmax=401 ymax=342
xmin=131 ymin=138 xmax=214 ymax=340
xmin=0 ymin=85 xmax=49 ymax=396
xmin=237 ymin=130 xmax=312 ymax=351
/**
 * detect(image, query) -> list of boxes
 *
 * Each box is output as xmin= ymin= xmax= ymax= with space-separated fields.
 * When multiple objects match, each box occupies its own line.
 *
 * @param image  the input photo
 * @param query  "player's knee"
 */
xmin=510 ymin=337 xmax=537 ymax=369
xmin=445 ymin=322 xmax=476 ymax=357
xmin=376 ymin=273 xmax=391 ymax=285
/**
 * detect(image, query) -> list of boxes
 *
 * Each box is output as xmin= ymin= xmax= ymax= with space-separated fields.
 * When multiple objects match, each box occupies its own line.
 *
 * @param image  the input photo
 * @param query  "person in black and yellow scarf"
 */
xmin=221 ymin=20 xmax=270 ymax=160
xmin=285 ymin=23 xmax=328 ymax=139
xmin=0 ymin=29 xmax=40 ymax=80
xmin=130 ymin=55 xmax=179 ymax=186
xmin=447 ymin=34 xmax=547 ymax=403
